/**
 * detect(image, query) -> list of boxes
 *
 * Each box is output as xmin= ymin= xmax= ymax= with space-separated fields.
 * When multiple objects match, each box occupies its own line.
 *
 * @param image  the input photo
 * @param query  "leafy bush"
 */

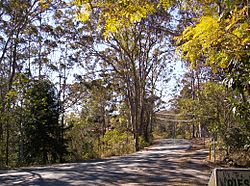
xmin=102 ymin=129 xmax=134 ymax=157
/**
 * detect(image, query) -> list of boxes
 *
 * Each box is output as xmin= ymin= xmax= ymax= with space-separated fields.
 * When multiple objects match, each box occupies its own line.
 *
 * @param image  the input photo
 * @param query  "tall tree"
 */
xmin=75 ymin=9 xmax=176 ymax=150
xmin=0 ymin=0 xmax=80 ymax=166
xmin=23 ymin=79 xmax=67 ymax=165
xmin=176 ymin=0 xmax=250 ymax=152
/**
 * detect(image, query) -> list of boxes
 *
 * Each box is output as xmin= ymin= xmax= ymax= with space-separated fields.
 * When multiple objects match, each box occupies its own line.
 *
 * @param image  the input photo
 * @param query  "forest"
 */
xmin=0 ymin=0 xmax=249 ymax=168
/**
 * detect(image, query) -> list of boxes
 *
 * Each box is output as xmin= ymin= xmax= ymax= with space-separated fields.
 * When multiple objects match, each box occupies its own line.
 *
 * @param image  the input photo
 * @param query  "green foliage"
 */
xmin=102 ymin=129 xmax=134 ymax=157
xmin=176 ymin=81 xmax=232 ymax=133
xmin=173 ymin=0 xmax=250 ymax=165
xmin=224 ymin=127 xmax=250 ymax=150
xmin=65 ymin=112 xmax=135 ymax=161
xmin=23 ymin=79 xmax=67 ymax=165
xmin=138 ymin=136 xmax=150 ymax=149
xmin=65 ymin=113 xmax=99 ymax=161
xmin=174 ymin=79 xmax=250 ymax=165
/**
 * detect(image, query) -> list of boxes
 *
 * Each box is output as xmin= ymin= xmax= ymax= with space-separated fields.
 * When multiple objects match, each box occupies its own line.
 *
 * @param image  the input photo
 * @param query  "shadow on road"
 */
xmin=0 ymin=139 xmax=212 ymax=186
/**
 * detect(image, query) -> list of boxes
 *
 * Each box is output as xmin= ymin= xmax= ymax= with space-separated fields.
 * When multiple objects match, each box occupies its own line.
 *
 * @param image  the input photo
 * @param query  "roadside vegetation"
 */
xmin=0 ymin=0 xmax=249 ymax=168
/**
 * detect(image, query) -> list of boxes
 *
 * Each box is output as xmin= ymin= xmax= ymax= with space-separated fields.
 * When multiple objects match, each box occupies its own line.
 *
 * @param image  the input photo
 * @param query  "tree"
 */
xmin=73 ymin=0 xmax=176 ymax=37
xmin=22 ymin=79 xmax=67 ymax=165
xmin=87 ymin=17 xmax=174 ymax=150
xmin=65 ymin=77 xmax=136 ymax=160
xmin=173 ymin=78 xmax=250 ymax=164
xmin=70 ymin=0 xmax=179 ymax=150
xmin=74 ymin=0 xmax=249 ymax=99
xmin=0 ymin=0 xmax=67 ymax=166
xmin=0 ymin=0 xmax=84 ymax=166
xmin=176 ymin=0 xmax=250 ymax=159
xmin=176 ymin=0 xmax=250 ymax=96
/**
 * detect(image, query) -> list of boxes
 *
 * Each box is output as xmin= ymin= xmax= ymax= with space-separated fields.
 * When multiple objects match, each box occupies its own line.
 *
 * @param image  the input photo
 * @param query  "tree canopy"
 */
xmin=74 ymin=0 xmax=175 ymax=36
xmin=0 ymin=0 xmax=249 ymax=168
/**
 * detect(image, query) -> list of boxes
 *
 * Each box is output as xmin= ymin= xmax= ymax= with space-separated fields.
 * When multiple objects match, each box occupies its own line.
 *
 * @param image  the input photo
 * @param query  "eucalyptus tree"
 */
xmin=73 ymin=0 xmax=250 ymax=162
xmin=0 ymin=0 xmax=77 ymax=166
xmin=175 ymin=0 xmax=250 ymax=160
xmin=74 ymin=0 xmax=250 ymax=103
xmin=71 ymin=8 xmax=176 ymax=150
xmin=0 ymin=0 xmax=51 ymax=166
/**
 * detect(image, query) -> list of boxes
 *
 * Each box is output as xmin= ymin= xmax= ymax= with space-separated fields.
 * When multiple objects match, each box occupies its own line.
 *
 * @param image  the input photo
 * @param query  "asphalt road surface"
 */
xmin=0 ymin=139 xmax=212 ymax=186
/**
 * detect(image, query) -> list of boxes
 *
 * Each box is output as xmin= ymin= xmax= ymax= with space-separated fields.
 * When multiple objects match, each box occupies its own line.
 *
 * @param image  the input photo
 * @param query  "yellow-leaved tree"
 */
xmin=74 ymin=0 xmax=249 ymax=71
xmin=176 ymin=0 xmax=250 ymax=116
xmin=176 ymin=0 xmax=250 ymax=159
xmin=73 ymin=0 xmax=175 ymax=36
xmin=73 ymin=0 xmax=250 ymax=157
xmin=176 ymin=1 xmax=250 ymax=72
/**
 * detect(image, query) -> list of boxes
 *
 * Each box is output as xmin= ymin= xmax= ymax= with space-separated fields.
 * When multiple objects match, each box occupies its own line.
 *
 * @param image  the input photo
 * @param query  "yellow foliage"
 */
xmin=176 ymin=5 xmax=250 ymax=70
xmin=38 ymin=0 xmax=52 ymax=10
xmin=74 ymin=0 xmax=167 ymax=36
xmin=73 ymin=0 xmax=250 ymax=66
xmin=77 ymin=3 xmax=91 ymax=22
xmin=158 ymin=0 xmax=173 ymax=10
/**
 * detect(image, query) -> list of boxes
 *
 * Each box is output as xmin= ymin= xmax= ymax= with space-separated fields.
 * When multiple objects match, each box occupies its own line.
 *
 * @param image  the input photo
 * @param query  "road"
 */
xmin=0 ymin=139 xmax=212 ymax=186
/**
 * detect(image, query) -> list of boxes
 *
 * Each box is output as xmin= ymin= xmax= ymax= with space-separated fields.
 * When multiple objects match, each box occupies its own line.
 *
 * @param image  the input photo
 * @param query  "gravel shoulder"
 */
xmin=0 ymin=139 xmax=213 ymax=186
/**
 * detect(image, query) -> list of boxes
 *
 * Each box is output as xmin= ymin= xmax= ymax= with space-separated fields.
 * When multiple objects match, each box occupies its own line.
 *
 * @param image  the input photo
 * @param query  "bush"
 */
xmin=102 ymin=129 xmax=134 ymax=157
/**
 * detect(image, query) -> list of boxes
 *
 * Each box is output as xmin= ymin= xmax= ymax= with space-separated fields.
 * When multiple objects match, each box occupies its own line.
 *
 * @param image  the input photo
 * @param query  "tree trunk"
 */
xmin=134 ymin=133 xmax=140 ymax=151
xmin=5 ymin=38 xmax=18 ymax=166
xmin=129 ymin=97 xmax=140 ymax=151
xmin=5 ymin=122 xmax=9 ymax=166
xmin=192 ymin=124 xmax=195 ymax=138
xmin=191 ymin=70 xmax=196 ymax=138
